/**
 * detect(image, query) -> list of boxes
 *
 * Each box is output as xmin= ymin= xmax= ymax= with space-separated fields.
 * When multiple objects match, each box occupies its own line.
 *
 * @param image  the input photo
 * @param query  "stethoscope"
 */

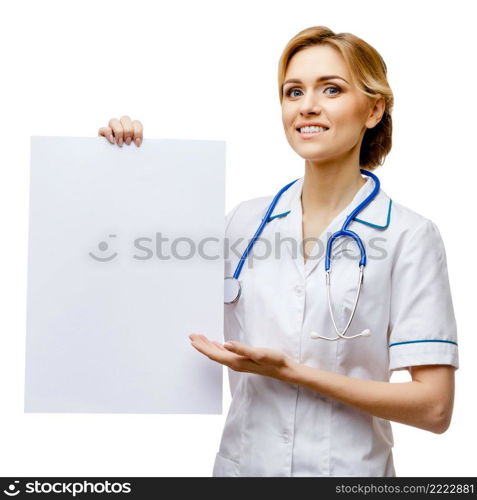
xmin=224 ymin=168 xmax=381 ymax=341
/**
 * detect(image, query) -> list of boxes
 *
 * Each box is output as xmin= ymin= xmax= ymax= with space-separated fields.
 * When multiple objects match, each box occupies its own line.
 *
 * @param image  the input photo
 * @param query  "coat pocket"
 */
xmin=212 ymin=452 xmax=240 ymax=477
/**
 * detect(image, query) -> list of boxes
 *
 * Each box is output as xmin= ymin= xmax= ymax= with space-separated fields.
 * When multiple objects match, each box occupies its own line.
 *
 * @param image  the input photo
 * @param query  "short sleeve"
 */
xmin=388 ymin=218 xmax=459 ymax=373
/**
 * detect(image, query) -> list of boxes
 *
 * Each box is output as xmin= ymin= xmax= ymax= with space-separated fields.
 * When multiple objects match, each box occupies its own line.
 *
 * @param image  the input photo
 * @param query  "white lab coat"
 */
xmin=213 ymin=175 xmax=459 ymax=477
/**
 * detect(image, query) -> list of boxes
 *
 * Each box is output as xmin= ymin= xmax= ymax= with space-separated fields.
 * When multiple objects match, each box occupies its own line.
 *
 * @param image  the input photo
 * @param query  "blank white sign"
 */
xmin=25 ymin=136 xmax=225 ymax=414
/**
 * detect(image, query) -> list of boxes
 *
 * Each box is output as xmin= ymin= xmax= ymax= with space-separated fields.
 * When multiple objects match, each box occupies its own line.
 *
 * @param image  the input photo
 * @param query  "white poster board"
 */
xmin=25 ymin=136 xmax=225 ymax=414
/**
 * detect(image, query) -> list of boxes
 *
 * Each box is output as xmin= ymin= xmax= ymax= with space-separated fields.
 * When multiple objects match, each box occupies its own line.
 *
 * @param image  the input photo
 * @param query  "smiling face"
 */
xmin=281 ymin=44 xmax=381 ymax=167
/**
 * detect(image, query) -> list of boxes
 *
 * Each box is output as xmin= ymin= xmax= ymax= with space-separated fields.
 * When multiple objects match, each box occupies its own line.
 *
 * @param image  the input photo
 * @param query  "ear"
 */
xmin=365 ymin=96 xmax=385 ymax=129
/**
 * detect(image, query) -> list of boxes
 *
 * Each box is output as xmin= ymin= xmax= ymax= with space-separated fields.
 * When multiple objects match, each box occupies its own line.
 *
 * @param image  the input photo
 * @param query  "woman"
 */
xmin=98 ymin=26 xmax=459 ymax=477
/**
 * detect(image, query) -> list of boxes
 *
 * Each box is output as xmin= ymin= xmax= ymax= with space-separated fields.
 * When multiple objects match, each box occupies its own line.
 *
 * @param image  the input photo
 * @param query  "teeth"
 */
xmin=299 ymin=126 xmax=328 ymax=133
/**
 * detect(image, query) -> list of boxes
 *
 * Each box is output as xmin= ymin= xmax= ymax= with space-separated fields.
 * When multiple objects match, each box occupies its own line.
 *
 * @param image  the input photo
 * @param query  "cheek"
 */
xmin=331 ymin=101 xmax=359 ymax=124
xmin=330 ymin=95 xmax=367 ymax=122
xmin=281 ymin=106 xmax=293 ymax=126
xmin=281 ymin=111 xmax=296 ymax=140
xmin=331 ymin=106 xmax=367 ymax=142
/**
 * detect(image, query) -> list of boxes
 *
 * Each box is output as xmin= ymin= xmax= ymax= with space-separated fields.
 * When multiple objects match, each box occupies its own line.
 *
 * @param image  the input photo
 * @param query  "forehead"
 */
xmin=284 ymin=44 xmax=351 ymax=81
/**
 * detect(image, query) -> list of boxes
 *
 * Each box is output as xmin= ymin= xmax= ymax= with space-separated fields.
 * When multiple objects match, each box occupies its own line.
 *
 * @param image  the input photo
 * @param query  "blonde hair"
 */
xmin=278 ymin=26 xmax=394 ymax=170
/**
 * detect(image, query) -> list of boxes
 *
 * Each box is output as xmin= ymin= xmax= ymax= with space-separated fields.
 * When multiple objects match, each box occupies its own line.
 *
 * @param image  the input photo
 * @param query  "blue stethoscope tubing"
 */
xmin=223 ymin=169 xmax=381 ymax=341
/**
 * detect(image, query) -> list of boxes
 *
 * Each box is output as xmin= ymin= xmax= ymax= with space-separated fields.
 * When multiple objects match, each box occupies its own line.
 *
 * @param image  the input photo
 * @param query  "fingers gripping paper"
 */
xmin=25 ymin=137 xmax=225 ymax=414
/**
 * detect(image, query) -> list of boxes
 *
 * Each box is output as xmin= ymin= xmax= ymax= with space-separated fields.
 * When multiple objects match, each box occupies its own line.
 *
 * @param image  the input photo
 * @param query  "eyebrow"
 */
xmin=282 ymin=75 xmax=349 ymax=90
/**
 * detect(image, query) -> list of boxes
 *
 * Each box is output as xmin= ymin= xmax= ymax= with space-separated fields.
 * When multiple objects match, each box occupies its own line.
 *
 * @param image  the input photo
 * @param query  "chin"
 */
xmin=295 ymin=147 xmax=329 ymax=161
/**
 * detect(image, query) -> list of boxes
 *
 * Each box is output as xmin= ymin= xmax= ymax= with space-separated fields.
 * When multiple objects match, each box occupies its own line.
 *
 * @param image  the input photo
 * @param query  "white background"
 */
xmin=1 ymin=0 xmax=475 ymax=477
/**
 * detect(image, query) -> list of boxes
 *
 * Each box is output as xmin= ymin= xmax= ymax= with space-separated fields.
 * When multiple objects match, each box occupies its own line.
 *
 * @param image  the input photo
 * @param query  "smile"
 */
xmin=296 ymin=128 xmax=329 ymax=139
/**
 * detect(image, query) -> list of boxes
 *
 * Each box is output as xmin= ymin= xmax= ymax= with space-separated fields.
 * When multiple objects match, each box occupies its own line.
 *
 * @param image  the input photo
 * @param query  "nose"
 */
xmin=299 ymin=90 xmax=322 ymax=116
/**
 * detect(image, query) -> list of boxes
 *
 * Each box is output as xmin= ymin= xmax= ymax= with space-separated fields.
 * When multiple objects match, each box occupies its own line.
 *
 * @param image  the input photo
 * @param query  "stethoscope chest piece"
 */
xmin=224 ymin=277 xmax=241 ymax=304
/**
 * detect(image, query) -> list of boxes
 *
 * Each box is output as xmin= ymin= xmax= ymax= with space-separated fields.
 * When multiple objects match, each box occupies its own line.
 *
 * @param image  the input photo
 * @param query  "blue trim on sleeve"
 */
xmin=353 ymin=199 xmax=393 ymax=229
xmin=267 ymin=210 xmax=291 ymax=222
xmin=389 ymin=339 xmax=458 ymax=347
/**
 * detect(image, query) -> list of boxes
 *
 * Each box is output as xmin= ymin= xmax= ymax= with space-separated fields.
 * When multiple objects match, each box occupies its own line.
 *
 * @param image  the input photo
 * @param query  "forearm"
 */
xmin=283 ymin=361 xmax=443 ymax=433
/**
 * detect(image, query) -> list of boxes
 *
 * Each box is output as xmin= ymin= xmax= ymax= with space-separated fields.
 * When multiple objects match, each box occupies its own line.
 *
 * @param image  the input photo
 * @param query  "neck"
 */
xmin=301 ymin=159 xmax=367 ymax=219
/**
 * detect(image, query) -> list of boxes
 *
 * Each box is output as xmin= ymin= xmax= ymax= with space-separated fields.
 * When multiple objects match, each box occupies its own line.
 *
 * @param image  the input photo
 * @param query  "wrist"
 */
xmin=281 ymin=357 xmax=302 ymax=384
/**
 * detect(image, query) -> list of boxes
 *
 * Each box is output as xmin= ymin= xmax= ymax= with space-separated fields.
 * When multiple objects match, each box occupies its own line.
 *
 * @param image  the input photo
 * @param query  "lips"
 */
xmin=296 ymin=128 xmax=329 ymax=139
xmin=295 ymin=123 xmax=329 ymax=130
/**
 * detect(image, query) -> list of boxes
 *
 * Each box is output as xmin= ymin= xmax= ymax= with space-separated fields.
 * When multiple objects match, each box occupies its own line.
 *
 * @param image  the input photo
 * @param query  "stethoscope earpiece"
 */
xmin=310 ymin=329 xmax=372 ymax=340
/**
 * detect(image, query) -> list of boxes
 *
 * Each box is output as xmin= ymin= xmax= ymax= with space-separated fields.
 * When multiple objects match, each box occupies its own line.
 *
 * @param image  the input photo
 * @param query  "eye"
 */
xmin=284 ymin=85 xmax=342 ymax=98
xmin=325 ymin=85 xmax=341 ymax=95
xmin=285 ymin=88 xmax=303 ymax=98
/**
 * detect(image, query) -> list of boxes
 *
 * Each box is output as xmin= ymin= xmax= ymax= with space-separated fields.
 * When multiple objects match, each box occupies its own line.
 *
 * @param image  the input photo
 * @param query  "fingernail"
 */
xmin=135 ymin=138 xmax=142 ymax=147
xmin=224 ymin=342 xmax=234 ymax=348
xmin=108 ymin=135 xmax=114 ymax=143
xmin=118 ymin=137 xmax=123 ymax=147
xmin=125 ymin=137 xmax=131 ymax=145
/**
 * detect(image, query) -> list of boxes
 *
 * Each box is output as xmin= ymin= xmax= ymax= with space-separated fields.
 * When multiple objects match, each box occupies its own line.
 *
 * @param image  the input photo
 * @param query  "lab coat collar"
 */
xmin=269 ymin=173 xmax=392 ymax=278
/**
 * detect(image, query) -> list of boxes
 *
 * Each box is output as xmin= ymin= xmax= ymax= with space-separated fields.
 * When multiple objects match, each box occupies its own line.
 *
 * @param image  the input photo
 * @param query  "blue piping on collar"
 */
xmin=352 ymin=199 xmax=393 ymax=229
xmin=266 ymin=199 xmax=393 ymax=228
xmin=267 ymin=210 xmax=291 ymax=222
